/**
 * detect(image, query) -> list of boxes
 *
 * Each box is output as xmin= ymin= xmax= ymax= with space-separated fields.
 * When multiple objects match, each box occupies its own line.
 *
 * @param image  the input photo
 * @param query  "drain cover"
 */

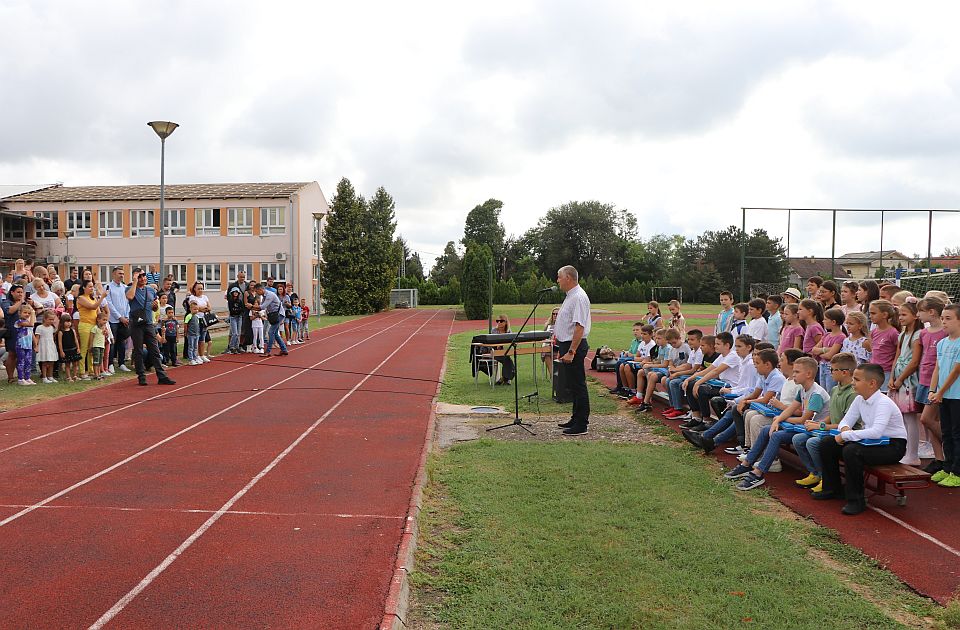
xmin=470 ymin=406 xmax=501 ymax=414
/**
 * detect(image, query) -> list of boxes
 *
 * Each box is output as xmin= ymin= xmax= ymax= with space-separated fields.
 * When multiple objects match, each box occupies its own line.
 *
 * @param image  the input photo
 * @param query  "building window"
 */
xmin=98 ymin=210 xmax=123 ymax=238
xmin=228 ymin=207 xmax=253 ymax=235
xmin=164 ymin=264 xmax=187 ymax=287
xmin=228 ymin=263 xmax=253 ymax=282
xmin=164 ymin=209 xmax=186 ymax=236
xmin=195 ymin=208 xmax=221 ymax=236
xmin=2 ymin=216 xmax=25 ymax=240
xmin=196 ymin=263 xmax=221 ymax=291
xmin=312 ymin=217 xmax=322 ymax=257
xmin=35 ymin=211 xmax=59 ymax=238
xmin=67 ymin=211 xmax=91 ymax=238
xmin=261 ymin=263 xmax=286 ymax=282
xmin=98 ymin=265 xmax=112 ymax=285
xmin=261 ymin=207 xmax=285 ymax=235
xmin=131 ymin=210 xmax=154 ymax=237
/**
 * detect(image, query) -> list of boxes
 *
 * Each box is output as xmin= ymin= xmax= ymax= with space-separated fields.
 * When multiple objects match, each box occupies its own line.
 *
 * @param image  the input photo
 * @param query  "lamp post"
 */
xmin=147 ymin=121 xmax=178 ymax=279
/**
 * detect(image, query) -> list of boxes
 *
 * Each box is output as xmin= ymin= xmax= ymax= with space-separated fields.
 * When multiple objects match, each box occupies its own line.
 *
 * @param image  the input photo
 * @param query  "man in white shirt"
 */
xmin=554 ymin=265 xmax=591 ymax=436
xmin=816 ymin=362 xmax=909 ymax=515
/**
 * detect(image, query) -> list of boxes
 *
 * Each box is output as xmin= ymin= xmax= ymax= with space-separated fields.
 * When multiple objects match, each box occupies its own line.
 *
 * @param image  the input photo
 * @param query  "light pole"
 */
xmin=147 ymin=121 xmax=178 ymax=279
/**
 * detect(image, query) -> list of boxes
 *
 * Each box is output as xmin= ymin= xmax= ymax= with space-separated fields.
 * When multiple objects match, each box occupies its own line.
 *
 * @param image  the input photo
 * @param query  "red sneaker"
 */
xmin=627 ymin=396 xmax=643 ymax=405
xmin=663 ymin=408 xmax=682 ymax=418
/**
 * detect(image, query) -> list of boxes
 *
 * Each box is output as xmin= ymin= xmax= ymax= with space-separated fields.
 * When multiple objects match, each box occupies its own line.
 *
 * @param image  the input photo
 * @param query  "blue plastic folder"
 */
xmin=778 ymin=421 xmax=808 ymax=433
xmin=722 ymin=393 xmax=739 ymax=400
xmin=810 ymin=429 xmax=890 ymax=446
xmin=748 ymin=402 xmax=779 ymax=418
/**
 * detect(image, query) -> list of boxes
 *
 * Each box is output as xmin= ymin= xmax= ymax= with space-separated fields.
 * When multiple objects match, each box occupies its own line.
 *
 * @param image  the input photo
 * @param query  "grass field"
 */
xmin=421 ymin=302 xmax=721 ymax=322
xmin=413 ymin=439 xmax=942 ymax=629
xmin=0 ymin=315 xmax=359 ymax=412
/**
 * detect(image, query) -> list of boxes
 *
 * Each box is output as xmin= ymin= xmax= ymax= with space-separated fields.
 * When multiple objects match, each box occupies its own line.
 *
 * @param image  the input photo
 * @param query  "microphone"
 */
xmin=537 ymin=286 xmax=558 ymax=294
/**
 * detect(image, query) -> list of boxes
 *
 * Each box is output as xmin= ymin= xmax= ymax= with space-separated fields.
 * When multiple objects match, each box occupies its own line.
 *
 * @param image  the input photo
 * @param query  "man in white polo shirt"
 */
xmin=555 ymin=265 xmax=592 ymax=436
xmin=816 ymin=362 xmax=908 ymax=515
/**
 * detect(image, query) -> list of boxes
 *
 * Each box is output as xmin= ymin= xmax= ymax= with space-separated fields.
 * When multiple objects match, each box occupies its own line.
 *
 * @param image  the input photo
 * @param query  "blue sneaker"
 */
xmin=723 ymin=464 xmax=752 ymax=480
xmin=736 ymin=473 xmax=766 ymax=491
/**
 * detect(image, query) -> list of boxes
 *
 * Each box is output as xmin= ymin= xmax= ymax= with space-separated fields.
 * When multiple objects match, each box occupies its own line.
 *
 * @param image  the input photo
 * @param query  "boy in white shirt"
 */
xmin=636 ymin=328 xmax=690 ymax=412
xmin=664 ymin=330 xmax=704 ymax=417
xmin=680 ymin=333 xmax=755 ymax=431
xmin=744 ymin=298 xmax=768 ymax=342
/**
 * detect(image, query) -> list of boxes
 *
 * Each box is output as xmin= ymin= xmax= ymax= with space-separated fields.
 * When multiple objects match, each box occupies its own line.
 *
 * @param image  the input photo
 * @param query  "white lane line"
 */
xmin=868 ymin=505 xmax=960 ymax=558
xmin=0 ymin=314 xmax=388 ymax=454
xmin=0 ymin=504 xmax=402 ymax=520
xmin=89 ymin=310 xmax=442 ymax=630
xmin=0 ymin=310 xmax=423 ymax=529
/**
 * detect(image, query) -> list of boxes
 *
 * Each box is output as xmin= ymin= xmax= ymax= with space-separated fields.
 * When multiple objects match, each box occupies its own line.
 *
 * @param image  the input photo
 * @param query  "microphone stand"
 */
xmin=487 ymin=288 xmax=553 ymax=435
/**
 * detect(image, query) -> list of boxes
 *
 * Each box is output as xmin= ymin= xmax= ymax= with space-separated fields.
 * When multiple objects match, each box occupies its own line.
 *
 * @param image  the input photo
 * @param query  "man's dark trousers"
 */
xmin=129 ymin=320 xmax=169 ymax=382
xmin=820 ymin=438 xmax=907 ymax=502
xmin=557 ymin=339 xmax=590 ymax=429
xmin=109 ymin=321 xmax=129 ymax=367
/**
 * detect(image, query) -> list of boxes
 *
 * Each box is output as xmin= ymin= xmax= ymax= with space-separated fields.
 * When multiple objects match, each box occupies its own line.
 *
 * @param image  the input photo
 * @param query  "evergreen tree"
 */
xmin=362 ymin=187 xmax=399 ymax=312
xmin=429 ymin=241 xmax=462 ymax=285
xmin=462 ymin=199 xmax=506 ymax=277
xmin=320 ymin=178 xmax=368 ymax=315
xmin=461 ymin=244 xmax=493 ymax=320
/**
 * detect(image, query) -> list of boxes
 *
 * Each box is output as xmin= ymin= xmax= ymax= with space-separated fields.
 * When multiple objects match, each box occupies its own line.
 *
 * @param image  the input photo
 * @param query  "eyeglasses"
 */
xmin=830 ymin=367 xmax=851 ymax=373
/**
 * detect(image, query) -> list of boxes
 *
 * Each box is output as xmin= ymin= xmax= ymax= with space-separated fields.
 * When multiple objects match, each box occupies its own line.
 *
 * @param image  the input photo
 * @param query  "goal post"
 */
xmin=896 ymin=271 xmax=960 ymax=304
xmin=651 ymin=286 xmax=683 ymax=303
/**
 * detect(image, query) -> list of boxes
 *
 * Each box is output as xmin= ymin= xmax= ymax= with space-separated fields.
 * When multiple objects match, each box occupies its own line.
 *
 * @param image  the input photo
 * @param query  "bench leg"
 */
xmin=896 ymin=494 xmax=907 ymax=507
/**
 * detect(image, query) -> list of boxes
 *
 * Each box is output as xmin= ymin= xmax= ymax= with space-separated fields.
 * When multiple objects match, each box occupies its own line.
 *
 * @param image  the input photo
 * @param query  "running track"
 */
xmin=0 ymin=308 xmax=453 ymax=628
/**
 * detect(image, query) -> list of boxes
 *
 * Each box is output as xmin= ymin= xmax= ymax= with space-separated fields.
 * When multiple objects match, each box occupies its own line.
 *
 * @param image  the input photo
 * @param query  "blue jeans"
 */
xmin=186 ymin=334 xmax=199 ymax=361
xmin=818 ymin=362 xmax=835 ymax=393
xmin=746 ymin=428 xmax=792 ymax=473
xmin=793 ymin=433 xmax=826 ymax=476
xmin=703 ymin=407 xmax=739 ymax=444
xmin=667 ymin=376 xmax=687 ymax=409
xmin=265 ymin=321 xmax=287 ymax=354
xmin=228 ymin=315 xmax=243 ymax=351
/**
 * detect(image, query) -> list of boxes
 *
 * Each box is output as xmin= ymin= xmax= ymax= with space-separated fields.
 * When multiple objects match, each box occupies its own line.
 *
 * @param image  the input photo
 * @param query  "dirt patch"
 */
xmin=434 ymin=411 xmax=673 ymax=448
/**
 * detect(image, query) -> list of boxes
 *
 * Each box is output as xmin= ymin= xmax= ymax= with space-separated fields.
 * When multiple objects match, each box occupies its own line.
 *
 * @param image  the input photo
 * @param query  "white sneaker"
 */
xmin=768 ymin=459 xmax=783 ymax=473
xmin=738 ymin=453 xmax=748 ymax=463
xmin=106 ymin=365 xmax=116 ymax=375
xmin=18 ymin=379 xmax=27 ymax=385
xmin=49 ymin=378 xmax=58 ymax=383
xmin=119 ymin=364 xmax=132 ymax=372
xmin=81 ymin=374 xmax=92 ymax=381
xmin=918 ymin=441 xmax=936 ymax=460
xmin=25 ymin=379 xmax=36 ymax=385
xmin=201 ymin=355 xmax=211 ymax=363
xmin=190 ymin=359 xmax=200 ymax=365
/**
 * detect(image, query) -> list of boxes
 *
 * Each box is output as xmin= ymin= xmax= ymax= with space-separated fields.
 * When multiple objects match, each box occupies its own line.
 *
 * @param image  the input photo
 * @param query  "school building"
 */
xmin=0 ymin=182 xmax=329 ymax=311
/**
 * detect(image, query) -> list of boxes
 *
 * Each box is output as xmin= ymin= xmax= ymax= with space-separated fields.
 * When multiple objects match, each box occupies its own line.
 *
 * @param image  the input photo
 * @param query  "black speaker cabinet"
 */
xmin=552 ymin=359 xmax=573 ymax=403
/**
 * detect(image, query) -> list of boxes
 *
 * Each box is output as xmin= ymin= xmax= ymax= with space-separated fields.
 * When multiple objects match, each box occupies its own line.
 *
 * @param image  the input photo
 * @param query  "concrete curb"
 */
xmin=379 ymin=315 xmax=453 ymax=630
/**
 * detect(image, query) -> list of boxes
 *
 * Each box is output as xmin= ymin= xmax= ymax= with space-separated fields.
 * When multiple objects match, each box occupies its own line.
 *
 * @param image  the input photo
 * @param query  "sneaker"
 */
xmin=724 ymin=445 xmax=745 ymax=456
xmin=923 ymin=460 xmax=944 ymax=475
xmin=626 ymin=396 xmax=643 ymax=406
xmin=25 ymin=379 xmax=36 ymax=385
xmin=938 ymin=473 xmax=960 ymax=488
xmin=736 ymin=473 xmax=766 ymax=491
xmin=811 ymin=481 xmax=823 ymax=493
xmin=679 ymin=419 xmax=701 ymax=429
xmin=686 ymin=421 xmax=708 ymax=432
xmin=931 ymin=470 xmax=949 ymax=483
xmin=106 ymin=365 xmax=116 ymax=375
xmin=608 ymin=386 xmax=622 ymax=394
xmin=724 ymin=464 xmax=752 ymax=480
xmin=637 ymin=402 xmax=652 ymax=412
xmin=738 ymin=453 xmax=749 ymax=463
xmin=795 ymin=474 xmax=821 ymax=488
xmin=768 ymin=459 xmax=782 ymax=473
xmin=918 ymin=441 xmax=936 ymax=460
xmin=17 ymin=379 xmax=27 ymax=385
xmin=562 ymin=426 xmax=588 ymax=436
xmin=662 ymin=408 xmax=682 ymax=418
xmin=674 ymin=411 xmax=692 ymax=420
xmin=81 ymin=374 xmax=92 ymax=381
xmin=201 ymin=356 xmax=211 ymax=363
xmin=119 ymin=364 xmax=132 ymax=372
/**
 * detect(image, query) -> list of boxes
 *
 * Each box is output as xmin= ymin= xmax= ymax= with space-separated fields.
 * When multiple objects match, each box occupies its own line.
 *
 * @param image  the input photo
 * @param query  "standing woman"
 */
xmin=2 ymin=284 xmax=26 ymax=383
xmin=188 ymin=282 xmax=212 ymax=363
xmin=277 ymin=283 xmax=292 ymax=342
xmin=29 ymin=278 xmax=58 ymax=319
xmin=242 ymin=283 xmax=257 ymax=352
xmin=77 ymin=279 xmax=106 ymax=379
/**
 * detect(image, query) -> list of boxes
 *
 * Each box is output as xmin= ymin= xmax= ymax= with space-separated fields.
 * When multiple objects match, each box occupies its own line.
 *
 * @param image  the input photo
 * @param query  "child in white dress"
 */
xmin=35 ymin=310 xmax=59 ymax=383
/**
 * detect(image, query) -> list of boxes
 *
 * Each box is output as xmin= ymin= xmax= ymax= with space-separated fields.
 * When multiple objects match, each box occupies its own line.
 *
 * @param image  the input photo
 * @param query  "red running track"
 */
xmin=0 ymin=308 xmax=454 ymax=628
xmin=590 ymin=367 xmax=960 ymax=604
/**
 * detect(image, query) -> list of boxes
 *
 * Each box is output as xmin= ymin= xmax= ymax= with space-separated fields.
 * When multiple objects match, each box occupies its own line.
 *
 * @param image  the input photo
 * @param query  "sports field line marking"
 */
xmin=0 ymin=503 xmax=402 ymax=519
xmin=89 ymin=309 xmax=443 ymax=630
xmin=868 ymin=505 xmax=960 ymax=558
xmin=0 ymin=309 xmax=423 ymax=529
xmin=0 ymin=314 xmax=388 ymax=455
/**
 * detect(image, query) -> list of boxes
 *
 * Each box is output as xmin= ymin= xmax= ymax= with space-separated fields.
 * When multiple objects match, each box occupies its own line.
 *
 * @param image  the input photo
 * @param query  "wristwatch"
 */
xmin=819 ymin=422 xmax=826 ymax=430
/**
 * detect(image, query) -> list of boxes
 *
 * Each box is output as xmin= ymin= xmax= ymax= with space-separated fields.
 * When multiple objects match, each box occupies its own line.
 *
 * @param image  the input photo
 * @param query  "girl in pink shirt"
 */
xmin=778 ymin=303 xmax=803 ymax=355
xmin=917 ymin=297 xmax=949 ymax=472
xmin=812 ymin=307 xmax=846 ymax=390
xmin=869 ymin=299 xmax=900 ymax=391
xmin=798 ymin=299 xmax=824 ymax=355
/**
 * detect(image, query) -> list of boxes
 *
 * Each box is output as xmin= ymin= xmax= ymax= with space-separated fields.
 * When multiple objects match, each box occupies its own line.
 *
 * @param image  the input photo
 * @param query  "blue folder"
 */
xmin=706 ymin=379 xmax=727 ymax=388
xmin=748 ymin=402 xmax=779 ymax=418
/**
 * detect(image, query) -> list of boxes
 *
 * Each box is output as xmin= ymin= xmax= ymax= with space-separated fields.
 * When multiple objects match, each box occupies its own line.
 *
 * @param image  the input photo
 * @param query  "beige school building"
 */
xmin=0 ymin=182 xmax=329 ymax=311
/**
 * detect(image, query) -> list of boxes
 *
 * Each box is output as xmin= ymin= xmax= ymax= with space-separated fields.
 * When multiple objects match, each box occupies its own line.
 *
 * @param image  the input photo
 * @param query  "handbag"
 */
xmin=203 ymin=312 xmax=219 ymax=326
xmin=889 ymin=385 xmax=919 ymax=413
xmin=267 ymin=310 xmax=280 ymax=325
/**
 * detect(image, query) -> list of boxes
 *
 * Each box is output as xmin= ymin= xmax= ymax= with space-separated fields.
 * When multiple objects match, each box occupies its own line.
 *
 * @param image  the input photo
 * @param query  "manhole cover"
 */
xmin=470 ymin=406 xmax=501 ymax=414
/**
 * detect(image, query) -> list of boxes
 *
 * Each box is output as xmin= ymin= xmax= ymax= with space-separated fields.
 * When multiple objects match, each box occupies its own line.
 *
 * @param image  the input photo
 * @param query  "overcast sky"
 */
xmin=2 ymin=0 xmax=960 ymax=269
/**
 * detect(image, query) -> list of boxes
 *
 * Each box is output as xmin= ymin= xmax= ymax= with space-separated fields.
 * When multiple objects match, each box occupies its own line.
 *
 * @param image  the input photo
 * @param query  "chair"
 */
xmin=474 ymin=349 xmax=498 ymax=388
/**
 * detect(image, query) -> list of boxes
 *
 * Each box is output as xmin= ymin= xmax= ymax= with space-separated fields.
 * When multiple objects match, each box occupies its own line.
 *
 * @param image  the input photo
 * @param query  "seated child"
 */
xmin=730 ymin=303 xmax=749 ymax=338
xmin=742 ymin=349 xmax=805 ymax=450
xmin=726 ymin=356 xmax=830 ymax=490
xmin=627 ymin=329 xmax=667 ymax=404
xmin=678 ymin=332 xmax=751 ymax=431
xmin=634 ymin=328 xmax=690 ymax=412
xmin=664 ymin=330 xmax=704 ymax=418
xmin=612 ymin=323 xmax=654 ymax=396
xmin=792 ymin=352 xmax=859 ymax=492
xmin=744 ymin=298 xmax=768 ymax=341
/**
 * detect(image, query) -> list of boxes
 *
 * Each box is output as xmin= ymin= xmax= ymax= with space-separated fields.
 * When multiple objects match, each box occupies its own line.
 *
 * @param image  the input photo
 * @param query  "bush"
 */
xmin=462 ymin=245 xmax=493 ymax=319
xmin=494 ymin=278 xmax=521 ymax=304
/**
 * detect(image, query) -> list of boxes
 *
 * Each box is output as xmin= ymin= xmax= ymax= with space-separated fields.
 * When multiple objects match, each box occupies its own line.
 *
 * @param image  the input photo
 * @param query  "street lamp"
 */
xmin=147 ymin=121 xmax=178 ymax=280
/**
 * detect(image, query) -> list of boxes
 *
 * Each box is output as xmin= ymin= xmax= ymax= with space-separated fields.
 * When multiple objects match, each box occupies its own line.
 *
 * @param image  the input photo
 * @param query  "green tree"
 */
xmin=462 ymin=199 xmax=506 ymax=277
xmin=461 ymin=244 xmax=493 ymax=320
xmin=531 ymin=201 xmax=634 ymax=279
xmin=320 ymin=178 xmax=368 ymax=315
xmin=362 ymin=187 xmax=399 ymax=312
xmin=699 ymin=226 xmax=787 ymax=300
xmin=494 ymin=278 xmax=521 ymax=304
xmin=429 ymin=241 xmax=462 ymax=286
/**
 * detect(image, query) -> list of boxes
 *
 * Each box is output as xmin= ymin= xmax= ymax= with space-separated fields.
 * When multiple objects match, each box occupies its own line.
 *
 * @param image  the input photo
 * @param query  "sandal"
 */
xmin=7 ymin=377 xmax=15 ymax=384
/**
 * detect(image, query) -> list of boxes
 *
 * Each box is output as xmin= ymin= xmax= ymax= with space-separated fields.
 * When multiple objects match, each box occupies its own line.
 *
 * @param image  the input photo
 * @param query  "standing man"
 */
xmin=160 ymin=276 xmax=177 ymax=310
xmin=145 ymin=264 xmax=161 ymax=287
xmin=125 ymin=270 xmax=176 ymax=386
xmin=265 ymin=276 xmax=277 ymax=293
xmin=256 ymin=282 xmax=288 ymax=357
xmin=105 ymin=266 xmax=132 ymax=374
xmin=63 ymin=267 xmax=80 ymax=292
xmin=555 ymin=265 xmax=592 ymax=436
xmin=225 ymin=269 xmax=248 ymax=354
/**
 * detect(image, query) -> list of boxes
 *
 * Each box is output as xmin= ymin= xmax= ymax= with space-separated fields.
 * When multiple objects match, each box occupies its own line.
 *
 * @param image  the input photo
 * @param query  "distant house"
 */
xmin=837 ymin=250 xmax=913 ymax=279
xmin=787 ymin=257 xmax=851 ymax=287
xmin=927 ymin=256 xmax=960 ymax=270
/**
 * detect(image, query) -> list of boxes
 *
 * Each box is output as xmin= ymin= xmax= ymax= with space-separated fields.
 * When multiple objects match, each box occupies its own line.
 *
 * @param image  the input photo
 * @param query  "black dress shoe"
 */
xmin=279 ymin=351 xmax=289 ymax=356
xmin=841 ymin=500 xmax=866 ymax=515
xmin=686 ymin=421 xmax=708 ymax=432
xmin=701 ymin=436 xmax=716 ymax=454
xmin=138 ymin=377 xmax=148 ymax=386
xmin=557 ymin=420 xmax=574 ymax=428
xmin=811 ymin=491 xmax=845 ymax=501
xmin=681 ymin=428 xmax=700 ymax=447
xmin=562 ymin=426 xmax=588 ymax=436
xmin=158 ymin=377 xmax=176 ymax=385
xmin=679 ymin=419 xmax=701 ymax=429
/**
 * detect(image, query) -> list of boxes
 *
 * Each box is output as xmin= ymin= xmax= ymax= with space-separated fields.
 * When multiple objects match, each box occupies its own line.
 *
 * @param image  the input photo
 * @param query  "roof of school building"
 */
xmin=788 ymin=257 xmax=851 ymax=279
xmin=837 ymin=250 xmax=912 ymax=263
xmin=0 ymin=182 xmax=313 ymax=203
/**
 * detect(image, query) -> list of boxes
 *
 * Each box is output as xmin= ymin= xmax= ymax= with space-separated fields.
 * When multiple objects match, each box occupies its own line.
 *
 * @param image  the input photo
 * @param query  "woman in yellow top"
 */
xmin=77 ymin=279 xmax=107 ymax=379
